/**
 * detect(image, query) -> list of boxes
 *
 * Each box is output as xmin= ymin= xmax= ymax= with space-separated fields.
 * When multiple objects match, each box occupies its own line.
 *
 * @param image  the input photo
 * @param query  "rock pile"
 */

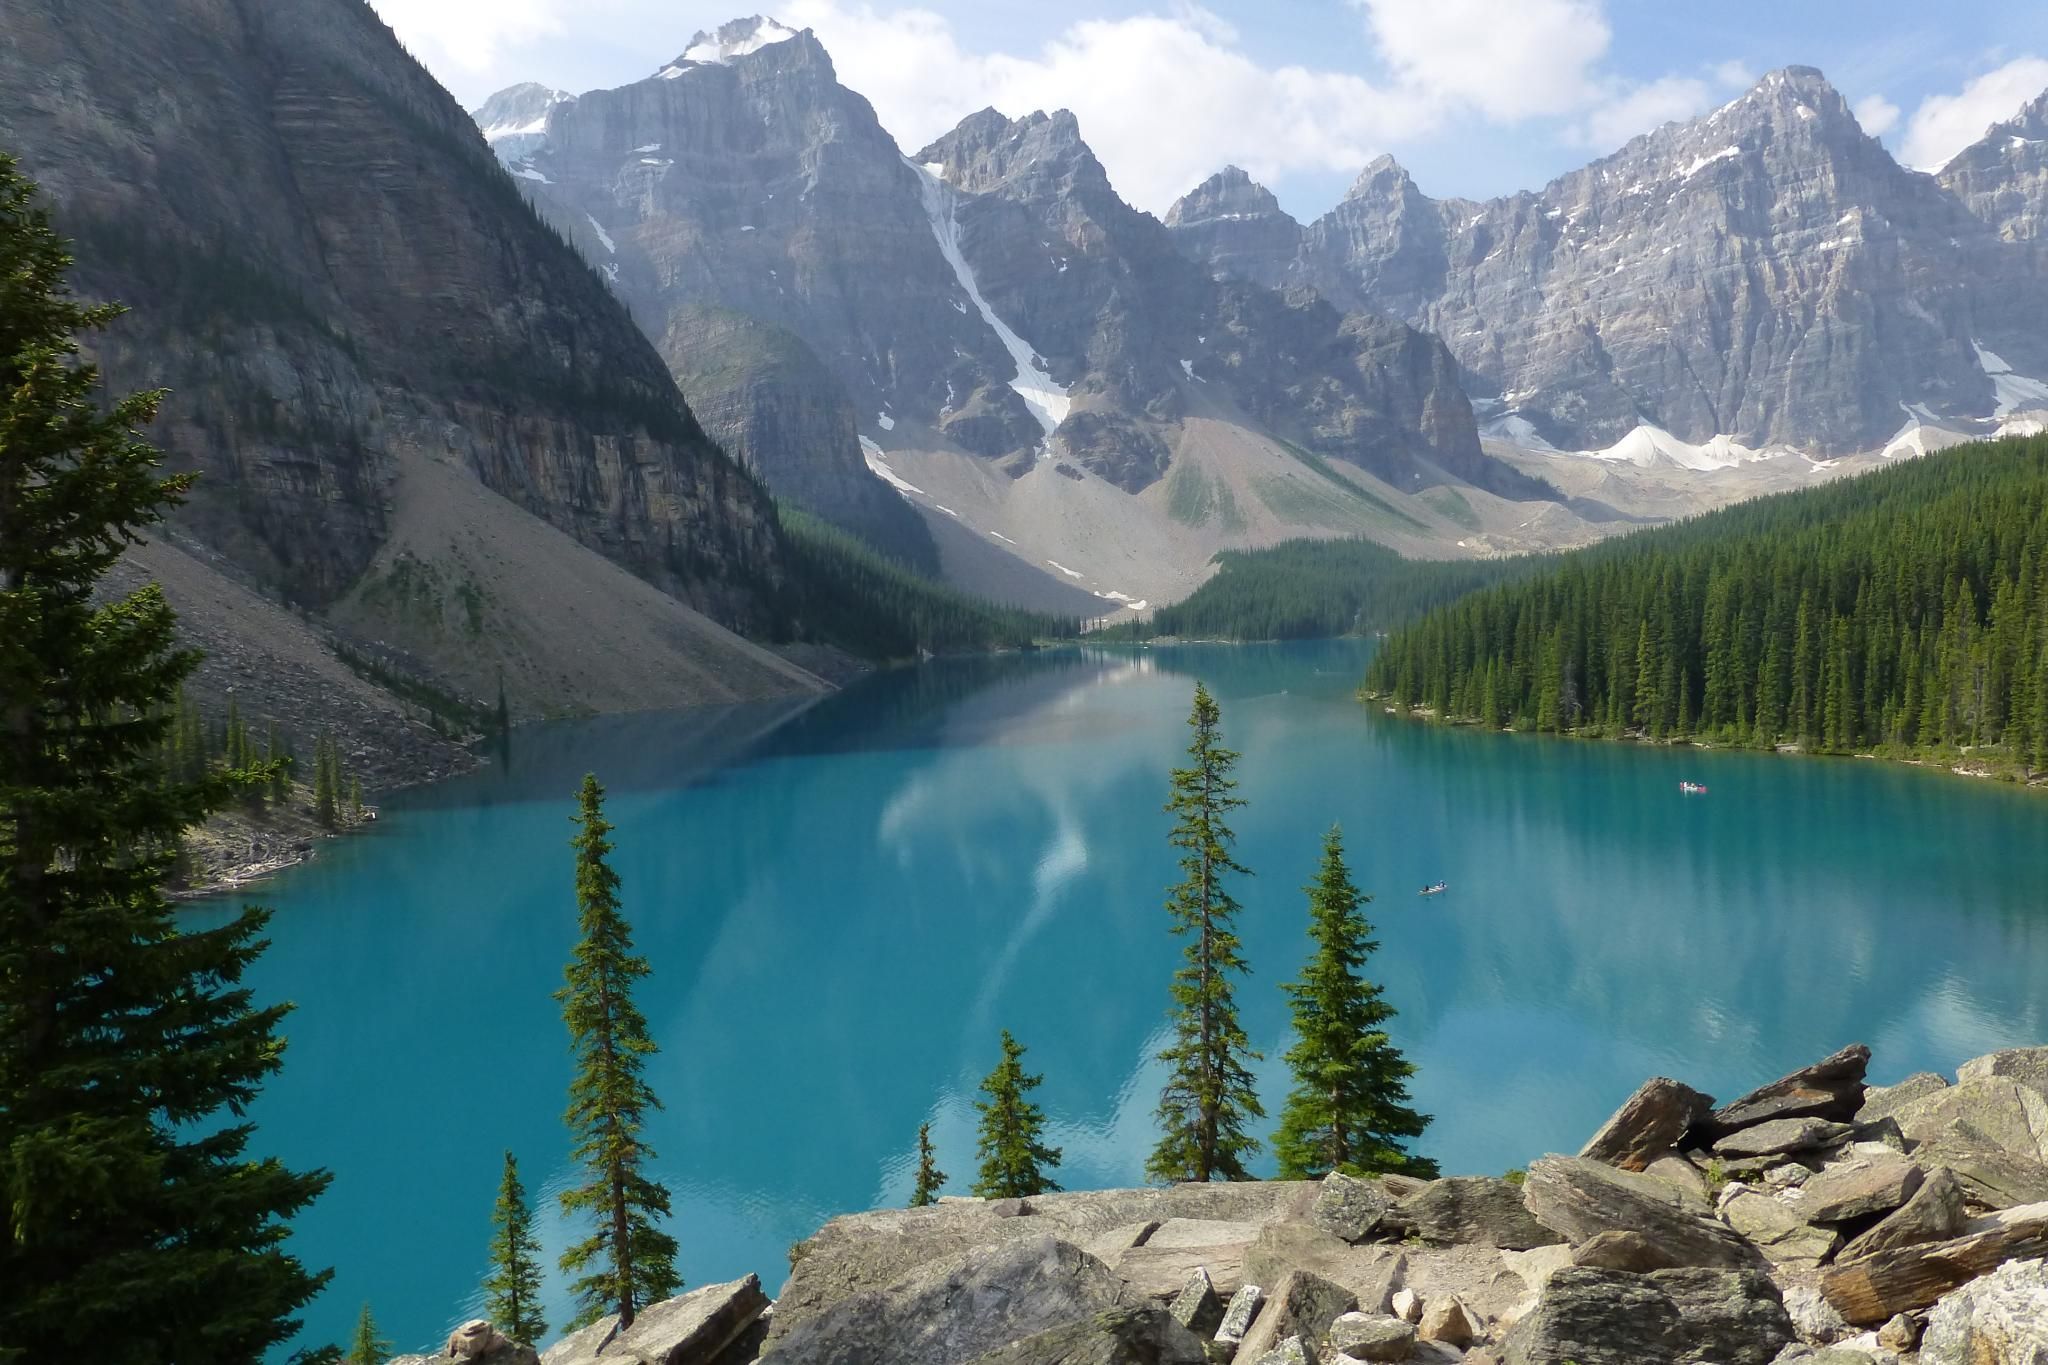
xmin=413 ymin=1043 xmax=2048 ymax=1365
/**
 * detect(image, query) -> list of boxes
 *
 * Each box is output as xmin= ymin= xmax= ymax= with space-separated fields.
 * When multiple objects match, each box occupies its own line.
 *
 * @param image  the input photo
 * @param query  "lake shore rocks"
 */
xmin=444 ymin=1041 xmax=2048 ymax=1365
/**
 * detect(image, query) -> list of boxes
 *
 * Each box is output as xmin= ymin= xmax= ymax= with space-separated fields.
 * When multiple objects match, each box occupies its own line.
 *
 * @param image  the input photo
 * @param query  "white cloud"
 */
xmin=1853 ymin=94 xmax=1901 ymax=138
xmin=1571 ymin=75 xmax=1713 ymax=151
xmin=1899 ymin=56 xmax=2048 ymax=170
xmin=1711 ymin=60 xmax=1756 ymax=90
xmin=1357 ymin=0 xmax=1612 ymax=120
xmin=366 ymin=0 xmax=566 ymax=73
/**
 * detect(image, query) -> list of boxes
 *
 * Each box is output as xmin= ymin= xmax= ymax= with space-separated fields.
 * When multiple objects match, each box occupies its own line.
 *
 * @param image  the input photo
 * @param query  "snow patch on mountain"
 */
xmin=1681 ymin=146 xmax=1743 ymax=179
xmin=680 ymin=18 xmax=798 ymax=67
xmin=859 ymin=436 xmax=924 ymax=496
xmin=910 ymin=159 xmax=1071 ymax=437
xmin=1573 ymin=424 xmax=1781 ymax=471
xmin=1972 ymin=340 xmax=2048 ymax=416
xmin=585 ymin=214 xmax=615 ymax=254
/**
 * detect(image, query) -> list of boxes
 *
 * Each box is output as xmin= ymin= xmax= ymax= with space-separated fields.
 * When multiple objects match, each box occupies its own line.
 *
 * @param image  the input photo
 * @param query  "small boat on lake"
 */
xmin=1419 ymin=881 xmax=1448 ymax=897
xmin=1680 ymin=781 xmax=1709 ymax=795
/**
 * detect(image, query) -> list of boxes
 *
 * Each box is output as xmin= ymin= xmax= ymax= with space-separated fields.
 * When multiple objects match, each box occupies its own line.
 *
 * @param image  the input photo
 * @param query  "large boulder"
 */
xmin=1717 ymin=1186 xmax=1839 ymax=1268
xmin=1500 ymin=1265 xmax=1791 ymax=1365
xmin=1707 ymin=1046 xmax=1872 ymax=1140
xmin=1329 ymin=1311 xmax=1418 ymax=1361
xmin=1231 ymin=1269 xmax=1358 ymax=1364
xmin=1909 ymin=1133 xmax=2048 ymax=1211
xmin=1395 ymin=1177 xmax=1563 ymax=1250
xmin=1713 ymin=1119 xmax=1855 ymax=1159
xmin=1311 ymin=1172 xmax=1396 ymax=1243
xmin=1578 ymin=1078 xmax=1716 ymax=1172
xmin=1570 ymin=1229 xmax=1683 ymax=1273
xmin=1795 ymin=1156 xmax=1924 ymax=1225
xmin=757 ymin=1236 xmax=1130 ymax=1365
xmin=541 ymin=1278 xmax=768 ymax=1365
xmin=960 ymin=1306 xmax=1209 ymax=1365
xmin=1653 ymin=1267 xmax=1797 ymax=1365
xmin=1856 ymin=1073 xmax=1949 ymax=1126
xmin=1957 ymin=1047 xmax=2048 ymax=1097
xmin=1108 ymin=1239 xmax=1250 ymax=1301
xmin=1521 ymin=1156 xmax=1756 ymax=1268
xmin=1838 ymin=1166 xmax=1968 ymax=1260
xmin=1919 ymin=1256 xmax=2048 ymax=1365
xmin=1891 ymin=1079 xmax=2048 ymax=1162
xmin=1819 ymin=1200 xmax=2048 ymax=1324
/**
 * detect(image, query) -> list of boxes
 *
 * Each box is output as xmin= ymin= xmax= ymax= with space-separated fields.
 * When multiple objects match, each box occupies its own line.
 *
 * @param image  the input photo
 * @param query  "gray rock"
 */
xmin=1783 ymin=1283 xmax=1852 ymax=1344
xmin=1570 ymin=1229 xmax=1683 ymax=1273
xmin=1389 ymin=1288 xmax=1423 ymax=1323
xmin=1330 ymin=1312 xmax=1418 ymax=1361
xmin=1709 ymin=1046 xmax=1873 ymax=1140
xmin=1855 ymin=1074 xmax=1950 ymax=1126
xmin=1717 ymin=1185 xmax=1839 ymax=1269
xmin=1233 ymin=1270 xmax=1359 ymax=1365
xmin=961 ymin=1306 xmax=1210 ymax=1365
xmin=1644 ymin=1153 xmax=1714 ymax=1203
xmin=1838 ymin=1166 xmax=1969 ymax=1260
xmin=1651 ymin=1267 xmax=1797 ymax=1364
xmin=1168 ymin=1266 xmax=1223 ymax=1336
xmin=1522 ymin=1155 xmax=1758 ymax=1268
xmin=1147 ymin=1219 xmax=1260 ymax=1249
xmin=1796 ymin=1157 xmax=1924 ymax=1224
xmin=1499 ymin=1266 xmax=1684 ymax=1364
xmin=1110 ymin=1240 xmax=1250 ymax=1302
xmin=1909 ymin=1132 xmax=2048 ymax=1211
xmin=543 ymin=1277 xmax=768 ymax=1365
xmin=1959 ymin=1048 xmax=2048 ymax=1098
xmin=1396 ymin=1177 xmax=1564 ymax=1249
xmin=757 ymin=1237 xmax=1126 ymax=1365
xmin=1820 ymin=1200 xmax=2048 ymax=1324
xmin=1891 ymin=1078 xmax=2048 ymax=1162
xmin=1244 ymin=1223 xmax=1404 ymax=1313
xmin=1920 ymin=1255 xmax=2048 ymax=1364
xmin=1416 ymin=1295 xmax=1476 ymax=1348
xmin=1874 ymin=1313 xmax=1919 ymax=1353
xmin=1257 ymin=1337 xmax=1312 ymax=1365
xmin=1217 ymin=1284 xmax=1264 ymax=1348
xmin=1313 ymin=1173 xmax=1396 ymax=1244
xmin=1578 ymin=1078 xmax=1717 ymax=1172
xmin=1714 ymin=1119 xmax=1857 ymax=1159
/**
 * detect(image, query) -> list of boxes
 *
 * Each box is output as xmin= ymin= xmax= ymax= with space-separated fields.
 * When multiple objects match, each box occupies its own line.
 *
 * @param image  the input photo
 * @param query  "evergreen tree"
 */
xmin=1148 ymin=683 xmax=1264 ymax=1184
xmin=483 ymin=1152 xmax=548 ymax=1345
xmin=1272 ymin=828 xmax=1438 ymax=1180
xmin=972 ymin=1031 xmax=1062 ymax=1198
xmin=909 ymin=1121 xmax=947 ymax=1208
xmin=314 ymin=735 xmax=338 ymax=827
xmin=345 ymin=1304 xmax=390 ymax=1365
xmin=349 ymin=776 xmax=364 ymax=822
xmin=0 ymin=151 xmax=330 ymax=1363
xmin=557 ymin=775 xmax=678 ymax=1329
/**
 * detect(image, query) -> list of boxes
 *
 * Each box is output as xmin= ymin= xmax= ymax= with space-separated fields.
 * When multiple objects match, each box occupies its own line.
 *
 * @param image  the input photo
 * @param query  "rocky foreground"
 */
xmin=409 ymin=1043 xmax=2048 ymax=1365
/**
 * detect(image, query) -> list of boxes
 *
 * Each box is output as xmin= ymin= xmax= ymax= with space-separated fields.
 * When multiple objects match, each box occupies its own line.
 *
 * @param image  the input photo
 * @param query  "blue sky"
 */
xmin=372 ymin=0 xmax=2048 ymax=218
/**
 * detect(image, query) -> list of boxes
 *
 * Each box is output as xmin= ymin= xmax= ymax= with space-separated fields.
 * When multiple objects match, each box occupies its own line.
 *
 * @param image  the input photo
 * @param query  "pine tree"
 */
xmin=972 ymin=1031 xmax=1062 ymax=1198
xmin=345 ymin=1303 xmax=390 ymax=1365
xmin=349 ymin=776 xmax=364 ymax=822
xmin=1272 ymin=828 xmax=1438 ymax=1180
xmin=909 ymin=1121 xmax=947 ymax=1207
xmin=314 ymin=734 xmax=338 ymax=827
xmin=1148 ymin=683 xmax=1264 ymax=1184
xmin=558 ymin=774 xmax=679 ymax=1329
xmin=0 ymin=151 xmax=330 ymax=1362
xmin=483 ymin=1152 xmax=548 ymax=1344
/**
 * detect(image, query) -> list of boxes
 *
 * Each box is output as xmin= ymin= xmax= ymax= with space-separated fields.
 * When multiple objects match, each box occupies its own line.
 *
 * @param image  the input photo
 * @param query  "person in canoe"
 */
xmin=1419 ymin=881 xmax=1448 ymax=897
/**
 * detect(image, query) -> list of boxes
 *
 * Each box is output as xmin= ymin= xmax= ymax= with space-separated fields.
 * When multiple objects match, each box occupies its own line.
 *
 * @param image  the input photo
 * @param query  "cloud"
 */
xmin=1853 ymin=94 xmax=1901 ymax=138
xmin=1571 ymin=76 xmax=1713 ymax=151
xmin=1899 ymin=56 xmax=2048 ymax=170
xmin=1711 ymin=61 xmax=1756 ymax=90
xmin=366 ymin=0 xmax=567 ymax=73
xmin=1357 ymin=0 xmax=1612 ymax=120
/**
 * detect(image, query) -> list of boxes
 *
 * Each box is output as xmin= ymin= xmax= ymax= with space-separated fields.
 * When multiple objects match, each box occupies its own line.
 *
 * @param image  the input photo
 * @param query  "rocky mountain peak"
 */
xmin=1345 ymin=153 xmax=1415 ymax=201
xmin=1163 ymin=166 xmax=1286 ymax=228
xmin=1939 ymin=83 xmax=2048 ymax=245
xmin=666 ymin=15 xmax=803 ymax=70
xmin=917 ymin=108 xmax=1107 ymax=199
xmin=471 ymin=81 xmax=572 ymax=160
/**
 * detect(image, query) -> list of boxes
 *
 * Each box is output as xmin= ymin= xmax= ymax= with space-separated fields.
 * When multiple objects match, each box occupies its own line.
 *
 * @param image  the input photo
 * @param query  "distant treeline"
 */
xmin=1099 ymin=537 xmax=1550 ymax=642
xmin=779 ymin=507 xmax=1078 ymax=658
xmin=1366 ymin=436 xmax=2048 ymax=768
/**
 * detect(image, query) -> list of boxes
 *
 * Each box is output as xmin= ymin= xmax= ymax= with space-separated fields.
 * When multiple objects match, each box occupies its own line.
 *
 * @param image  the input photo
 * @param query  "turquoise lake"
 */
xmin=185 ymin=639 xmax=2048 ymax=1354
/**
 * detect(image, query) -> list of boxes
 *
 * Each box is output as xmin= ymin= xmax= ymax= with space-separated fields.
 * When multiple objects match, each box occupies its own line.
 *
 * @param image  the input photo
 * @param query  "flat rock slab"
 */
xmin=1708 ymin=1044 xmax=1871 ymax=1139
xmin=1244 ymin=1223 xmax=1404 ymax=1312
xmin=1795 ymin=1156 xmax=1924 ymax=1224
xmin=1718 ymin=1186 xmax=1839 ymax=1268
xmin=1920 ymin=1255 xmax=2048 ymax=1365
xmin=1957 ymin=1046 xmax=2048 ymax=1098
xmin=1233 ymin=1269 xmax=1359 ymax=1364
xmin=1144 ymin=1218 xmax=1261 ymax=1249
xmin=1522 ymin=1155 xmax=1757 ymax=1268
xmin=1108 ymin=1240 xmax=1248 ymax=1301
xmin=1579 ymin=1077 xmax=1716 ymax=1172
xmin=1909 ymin=1132 xmax=2048 ymax=1211
xmin=542 ymin=1276 xmax=767 ymax=1365
xmin=1838 ymin=1166 xmax=1967 ymax=1261
xmin=1891 ymin=1077 xmax=2048 ymax=1162
xmin=1330 ymin=1311 xmax=1417 ymax=1361
xmin=1713 ymin=1117 xmax=1855 ymax=1158
xmin=1396 ymin=1176 xmax=1564 ymax=1249
xmin=1819 ymin=1200 xmax=2048 ymax=1324
xmin=1569 ymin=1228 xmax=1683 ymax=1272
xmin=758 ymin=1236 xmax=1127 ymax=1365
xmin=962 ymin=1306 xmax=1209 ymax=1365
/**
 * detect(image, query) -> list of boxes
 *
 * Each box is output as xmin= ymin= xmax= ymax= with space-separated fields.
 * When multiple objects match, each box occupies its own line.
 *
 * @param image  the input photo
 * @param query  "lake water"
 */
xmin=185 ymin=640 xmax=2048 ymax=1355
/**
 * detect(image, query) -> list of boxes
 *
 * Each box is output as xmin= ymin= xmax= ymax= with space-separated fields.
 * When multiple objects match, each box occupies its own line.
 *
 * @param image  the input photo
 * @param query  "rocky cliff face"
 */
xmin=0 ymin=0 xmax=790 ymax=675
xmin=1172 ymin=68 xmax=2048 ymax=456
xmin=473 ymin=81 xmax=572 ymax=161
xmin=483 ymin=18 xmax=1525 ymax=597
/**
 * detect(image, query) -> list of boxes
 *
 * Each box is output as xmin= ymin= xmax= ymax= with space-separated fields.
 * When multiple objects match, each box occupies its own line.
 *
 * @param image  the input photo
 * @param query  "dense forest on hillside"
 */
xmin=780 ymin=508 xmax=1077 ymax=657
xmin=1100 ymin=538 xmax=1548 ymax=641
xmin=1366 ymin=437 xmax=2048 ymax=771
